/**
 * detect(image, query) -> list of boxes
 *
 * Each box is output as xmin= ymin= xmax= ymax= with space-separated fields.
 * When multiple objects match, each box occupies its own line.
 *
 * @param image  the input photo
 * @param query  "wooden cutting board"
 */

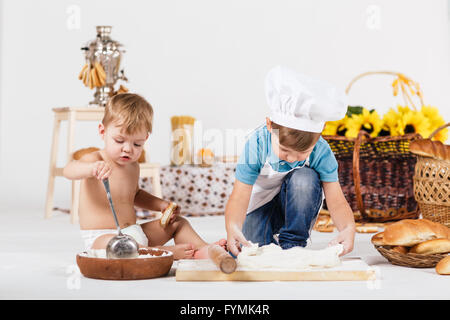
xmin=175 ymin=258 xmax=375 ymax=281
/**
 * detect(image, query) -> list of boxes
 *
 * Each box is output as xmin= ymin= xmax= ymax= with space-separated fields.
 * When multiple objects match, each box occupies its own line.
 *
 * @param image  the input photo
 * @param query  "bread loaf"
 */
xmin=313 ymin=215 xmax=335 ymax=232
xmin=409 ymin=139 xmax=449 ymax=161
xmin=356 ymin=225 xmax=379 ymax=233
xmin=371 ymin=232 xmax=385 ymax=246
xmin=410 ymin=238 xmax=450 ymax=255
xmin=391 ymin=246 xmax=409 ymax=254
xmin=73 ymin=147 xmax=99 ymax=160
xmin=383 ymin=219 xmax=450 ymax=246
xmin=435 ymin=255 xmax=450 ymax=275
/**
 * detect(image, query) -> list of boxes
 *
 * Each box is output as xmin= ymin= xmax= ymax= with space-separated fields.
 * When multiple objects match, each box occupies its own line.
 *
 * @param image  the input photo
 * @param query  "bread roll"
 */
xmin=371 ymin=232 xmax=385 ymax=246
xmin=138 ymin=150 xmax=146 ymax=163
xmin=160 ymin=202 xmax=177 ymax=228
xmin=409 ymin=139 xmax=449 ymax=161
xmin=410 ymin=238 xmax=450 ymax=255
xmin=391 ymin=246 xmax=409 ymax=254
xmin=356 ymin=225 xmax=379 ymax=233
xmin=435 ymin=255 xmax=450 ymax=275
xmin=73 ymin=147 xmax=99 ymax=160
xmin=383 ymin=219 xmax=450 ymax=246
xmin=316 ymin=225 xmax=335 ymax=233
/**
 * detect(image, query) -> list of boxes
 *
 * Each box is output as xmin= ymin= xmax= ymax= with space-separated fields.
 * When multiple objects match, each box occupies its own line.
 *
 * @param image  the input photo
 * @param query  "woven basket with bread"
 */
xmin=410 ymin=123 xmax=450 ymax=228
xmin=371 ymin=218 xmax=450 ymax=271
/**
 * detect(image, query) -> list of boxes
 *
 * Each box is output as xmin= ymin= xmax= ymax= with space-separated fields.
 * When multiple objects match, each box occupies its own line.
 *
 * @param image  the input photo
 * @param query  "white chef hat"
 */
xmin=265 ymin=66 xmax=348 ymax=133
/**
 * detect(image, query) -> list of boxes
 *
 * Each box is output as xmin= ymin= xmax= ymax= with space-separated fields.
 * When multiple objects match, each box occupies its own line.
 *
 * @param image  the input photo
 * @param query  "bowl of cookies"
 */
xmin=76 ymin=247 xmax=174 ymax=280
xmin=371 ymin=218 xmax=450 ymax=269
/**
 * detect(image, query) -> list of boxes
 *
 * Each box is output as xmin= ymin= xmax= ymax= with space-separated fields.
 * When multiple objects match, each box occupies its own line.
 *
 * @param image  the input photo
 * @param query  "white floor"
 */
xmin=1 ymin=208 xmax=449 ymax=300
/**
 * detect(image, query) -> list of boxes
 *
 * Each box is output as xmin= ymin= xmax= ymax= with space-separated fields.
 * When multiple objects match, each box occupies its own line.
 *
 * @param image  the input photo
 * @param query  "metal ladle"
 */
xmin=102 ymin=179 xmax=139 ymax=259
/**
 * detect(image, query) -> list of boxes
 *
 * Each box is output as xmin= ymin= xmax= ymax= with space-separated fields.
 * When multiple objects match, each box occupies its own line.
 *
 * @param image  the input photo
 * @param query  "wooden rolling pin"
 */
xmin=208 ymin=244 xmax=237 ymax=274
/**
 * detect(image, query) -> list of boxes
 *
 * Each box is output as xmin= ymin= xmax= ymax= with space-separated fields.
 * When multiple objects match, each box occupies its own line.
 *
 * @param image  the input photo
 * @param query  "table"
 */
xmin=137 ymin=163 xmax=236 ymax=218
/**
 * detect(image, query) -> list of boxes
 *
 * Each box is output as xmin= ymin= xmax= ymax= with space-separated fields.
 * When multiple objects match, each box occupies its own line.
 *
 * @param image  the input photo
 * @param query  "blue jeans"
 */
xmin=242 ymin=167 xmax=323 ymax=249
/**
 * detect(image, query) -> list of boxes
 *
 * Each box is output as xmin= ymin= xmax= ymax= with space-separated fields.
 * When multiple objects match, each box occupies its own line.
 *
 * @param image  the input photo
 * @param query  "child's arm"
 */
xmin=322 ymin=181 xmax=355 ymax=256
xmin=225 ymin=180 xmax=253 ymax=256
xmin=134 ymin=188 xmax=173 ymax=214
xmin=63 ymin=152 xmax=111 ymax=181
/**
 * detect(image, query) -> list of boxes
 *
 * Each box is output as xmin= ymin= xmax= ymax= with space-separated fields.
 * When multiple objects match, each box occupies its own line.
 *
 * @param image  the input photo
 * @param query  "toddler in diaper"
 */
xmin=81 ymin=224 xmax=149 ymax=250
xmin=63 ymin=93 xmax=226 ymax=259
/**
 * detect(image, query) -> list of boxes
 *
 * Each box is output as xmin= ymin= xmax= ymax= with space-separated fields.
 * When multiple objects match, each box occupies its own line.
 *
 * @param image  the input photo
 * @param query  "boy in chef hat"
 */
xmin=225 ymin=66 xmax=355 ymax=257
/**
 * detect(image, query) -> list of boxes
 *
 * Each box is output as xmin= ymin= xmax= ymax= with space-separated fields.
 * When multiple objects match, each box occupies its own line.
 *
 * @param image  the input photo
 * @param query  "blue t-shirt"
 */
xmin=235 ymin=125 xmax=339 ymax=185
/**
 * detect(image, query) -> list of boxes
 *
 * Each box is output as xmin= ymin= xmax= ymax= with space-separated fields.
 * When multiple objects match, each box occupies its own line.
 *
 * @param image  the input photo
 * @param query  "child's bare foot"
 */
xmin=161 ymin=243 xmax=195 ymax=260
xmin=216 ymin=238 xmax=227 ymax=250
xmin=193 ymin=239 xmax=228 ymax=259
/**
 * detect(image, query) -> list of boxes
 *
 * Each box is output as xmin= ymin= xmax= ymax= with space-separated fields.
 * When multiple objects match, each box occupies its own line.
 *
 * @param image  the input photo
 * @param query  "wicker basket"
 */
xmin=323 ymin=71 xmax=423 ymax=223
xmin=413 ymin=123 xmax=450 ymax=227
xmin=374 ymin=245 xmax=448 ymax=268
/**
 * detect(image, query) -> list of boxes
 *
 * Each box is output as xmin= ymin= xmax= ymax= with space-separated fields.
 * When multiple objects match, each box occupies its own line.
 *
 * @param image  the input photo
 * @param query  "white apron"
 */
xmin=246 ymin=157 xmax=310 ymax=214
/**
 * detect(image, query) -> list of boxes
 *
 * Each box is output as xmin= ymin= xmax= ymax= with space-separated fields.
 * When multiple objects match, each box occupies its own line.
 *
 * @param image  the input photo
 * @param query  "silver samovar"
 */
xmin=81 ymin=26 xmax=128 ymax=107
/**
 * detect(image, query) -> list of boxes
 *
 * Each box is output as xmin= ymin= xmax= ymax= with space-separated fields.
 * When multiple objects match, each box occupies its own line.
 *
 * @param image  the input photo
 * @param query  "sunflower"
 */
xmin=379 ymin=106 xmax=411 ymax=136
xmin=396 ymin=108 xmax=431 ymax=138
xmin=323 ymin=117 xmax=349 ymax=136
xmin=345 ymin=108 xmax=383 ymax=138
xmin=420 ymin=105 xmax=448 ymax=142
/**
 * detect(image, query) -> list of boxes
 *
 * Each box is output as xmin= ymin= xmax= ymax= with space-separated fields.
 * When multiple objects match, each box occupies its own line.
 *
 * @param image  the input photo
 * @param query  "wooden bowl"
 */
xmin=76 ymin=247 xmax=174 ymax=280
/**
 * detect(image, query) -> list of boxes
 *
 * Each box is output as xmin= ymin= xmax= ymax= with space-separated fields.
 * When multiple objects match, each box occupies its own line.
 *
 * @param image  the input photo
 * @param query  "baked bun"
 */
xmin=410 ymin=238 xmax=450 ymax=255
xmin=356 ymin=225 xmax=379 ymax=233
xmin=371 ymin=232 xmax=385 ymax=246
xmin=73 ymin=147 xmax=99 ymax=160
xmin=391 ymin=246 xmax=409 ymax=254
xmin=435 ymin=255 xmax=450 ymax=275
xmin=409 ymin=139 xmax=449 ymax=161
xmin=160 ymin=202 xmax=177 ymax=228
xmin=313 ymin=215 xmax=335 ymax=232
xmin=383 ymin=219 xmax=450 ymax=246
xmin=138 ymin=150 xmax=146 ymax=163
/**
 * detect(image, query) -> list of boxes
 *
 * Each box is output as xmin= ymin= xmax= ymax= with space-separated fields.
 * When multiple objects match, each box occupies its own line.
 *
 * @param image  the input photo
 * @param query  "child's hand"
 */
xmin=169 ymin=203 xmax=181 ymax=224
xmin=227 ymin=224 xmax=250 ymax=257
xmin=328 ymin=225 xmax=355 ymax=256
xmin=161 ymin=201 xmax=181 ymax=225
xmin=91 ymin=161 xmax=112 ymax=180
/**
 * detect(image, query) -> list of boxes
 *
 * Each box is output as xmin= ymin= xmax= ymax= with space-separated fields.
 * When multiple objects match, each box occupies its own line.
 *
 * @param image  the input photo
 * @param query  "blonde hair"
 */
xmin=271 ymin=121 xmax=321 ymax=152
xmin=102 ymin=93 xmax=154 ymax=134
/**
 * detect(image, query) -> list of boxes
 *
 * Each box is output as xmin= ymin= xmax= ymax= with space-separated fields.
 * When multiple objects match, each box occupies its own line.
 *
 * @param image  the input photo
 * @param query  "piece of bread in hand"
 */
xmin=410 ymin=238 xmax=450 ymax=255
xmin=383 ymin=219 xmax=450 ymax=246
xmin=436 ymin=255 xmax=450 ymax=275
xmin=371 ymin=232 xmax=385 ymax=246
xmin=160 ymin=202 xmax=177 ymax=228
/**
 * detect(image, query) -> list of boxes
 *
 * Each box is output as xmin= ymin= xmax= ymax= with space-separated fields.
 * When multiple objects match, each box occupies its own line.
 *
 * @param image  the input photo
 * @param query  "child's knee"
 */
xmin=168 ymin=215 xmax=189 ymax=229
xmin=288 ymin=167 xmax=321 ymax=192
xmin=91 ymin=233 xmax=116 ymax=249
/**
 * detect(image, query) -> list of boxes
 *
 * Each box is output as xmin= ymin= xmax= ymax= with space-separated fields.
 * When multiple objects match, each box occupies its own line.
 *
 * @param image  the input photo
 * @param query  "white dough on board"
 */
xmin=236 ymin=242 xmax=344 ymax=270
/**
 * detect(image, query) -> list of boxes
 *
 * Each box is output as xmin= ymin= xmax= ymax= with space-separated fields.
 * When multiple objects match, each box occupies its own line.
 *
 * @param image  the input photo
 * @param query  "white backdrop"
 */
xmin=1 ymin=0 xmax=449 ymax=211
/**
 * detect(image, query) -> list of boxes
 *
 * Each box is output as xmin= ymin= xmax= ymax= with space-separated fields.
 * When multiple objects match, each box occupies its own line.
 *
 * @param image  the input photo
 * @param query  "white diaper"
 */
xmin=80 ymin=224 xmax=149 ymax=251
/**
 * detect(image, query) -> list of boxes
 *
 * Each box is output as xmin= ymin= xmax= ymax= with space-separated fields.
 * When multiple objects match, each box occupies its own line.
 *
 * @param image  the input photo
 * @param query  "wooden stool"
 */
xmin=45 ymin=107 xmax=104 ymax=223
xmin=45 ymin=107 xmax=162 ymax=224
